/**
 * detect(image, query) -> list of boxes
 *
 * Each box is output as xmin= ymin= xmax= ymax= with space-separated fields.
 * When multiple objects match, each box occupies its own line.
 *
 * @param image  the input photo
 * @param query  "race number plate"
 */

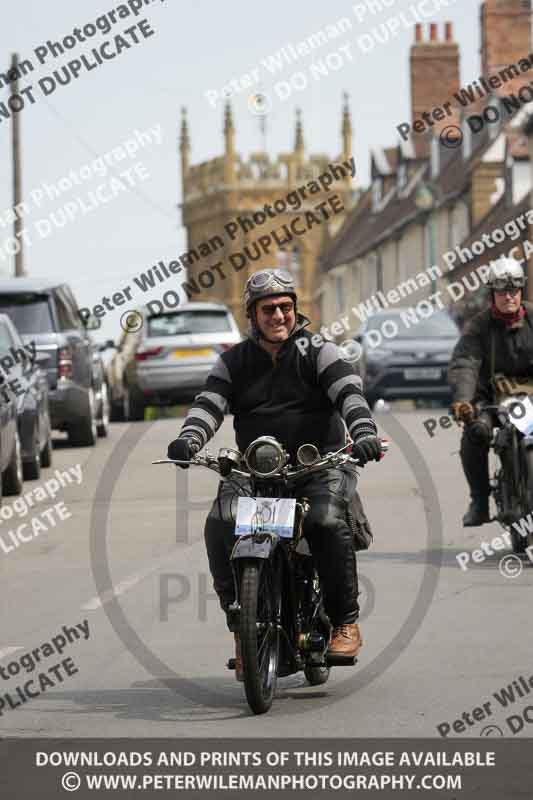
xmin=235 ymin=497 xmax=296 ymax=538
xmin=500 ymin=394 xmax=533 ymax=436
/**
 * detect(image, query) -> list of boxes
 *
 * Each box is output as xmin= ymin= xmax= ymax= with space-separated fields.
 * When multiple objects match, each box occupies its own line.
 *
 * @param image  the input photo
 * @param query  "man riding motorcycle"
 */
xmin=167 ymin=268 xmax=381 ymax=677
xmin=448 ymin=257 xmax=533 ymax=526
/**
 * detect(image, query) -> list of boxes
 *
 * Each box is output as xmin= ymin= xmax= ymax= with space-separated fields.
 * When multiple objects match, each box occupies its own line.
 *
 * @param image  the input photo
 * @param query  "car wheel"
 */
xmin=3 ymin=430 xmax=23 ymax=496
xmin=97 ymin=381 xmax=110 ymax=438
xmin=23 ymin=425 xmax=41 ymax=481
xmin=68 ymin=388 xmax=98 ymax=447
xmin=40 ymin=425 xmax=53 ymax=468
xmin=110 ymin=393 xmax=125 ymax=422
xmin=123 ymin=384 xmax=145 ymax=422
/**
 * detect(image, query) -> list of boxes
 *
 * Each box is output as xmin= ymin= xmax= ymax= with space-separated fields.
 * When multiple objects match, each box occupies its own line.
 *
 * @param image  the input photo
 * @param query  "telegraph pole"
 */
xmin=10 ymin=53 xmax=24 ymax=277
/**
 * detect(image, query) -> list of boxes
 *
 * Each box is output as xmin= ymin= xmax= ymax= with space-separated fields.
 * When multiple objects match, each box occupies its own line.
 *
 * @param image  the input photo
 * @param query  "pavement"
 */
xmin=1 ymin=410 xmax=532 ymax=737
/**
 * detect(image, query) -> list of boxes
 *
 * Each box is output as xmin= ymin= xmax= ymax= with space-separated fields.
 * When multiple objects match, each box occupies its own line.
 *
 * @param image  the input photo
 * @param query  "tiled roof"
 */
xmin=321 ymin=116 xmax=506 ymax=270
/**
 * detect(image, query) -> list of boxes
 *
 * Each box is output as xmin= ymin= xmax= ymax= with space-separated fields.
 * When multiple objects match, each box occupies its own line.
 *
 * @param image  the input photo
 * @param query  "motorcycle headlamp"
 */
xmin=244 ymin=437 xmax=286 ymax=478
xmin=296 ymin=443 xmax=320 ymax=466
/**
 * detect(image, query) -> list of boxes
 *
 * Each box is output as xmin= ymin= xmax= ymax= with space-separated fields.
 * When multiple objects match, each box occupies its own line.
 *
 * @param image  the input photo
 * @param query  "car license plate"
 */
xmin=403 ymin=367 xmax=441 ymax=380
xmin=173 ymin=348 xmax=214 ymax=358
xmin=235 ymin=497 xmax=296 ymax=538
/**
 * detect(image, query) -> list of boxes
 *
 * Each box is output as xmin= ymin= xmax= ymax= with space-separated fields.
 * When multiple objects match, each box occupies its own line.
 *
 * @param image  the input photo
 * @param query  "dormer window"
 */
xmin=372 ymin=177 xmax=383 ymax=211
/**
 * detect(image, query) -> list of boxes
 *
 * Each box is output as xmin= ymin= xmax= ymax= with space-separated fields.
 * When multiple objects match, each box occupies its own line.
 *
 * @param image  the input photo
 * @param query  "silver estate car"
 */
xmin=107 ymin=302 xmax=241 ymax=420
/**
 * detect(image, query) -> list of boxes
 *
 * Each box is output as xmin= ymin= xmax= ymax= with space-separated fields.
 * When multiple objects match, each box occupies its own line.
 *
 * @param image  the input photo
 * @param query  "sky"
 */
xmin=0 ymin=0 xmax=483 ymax=340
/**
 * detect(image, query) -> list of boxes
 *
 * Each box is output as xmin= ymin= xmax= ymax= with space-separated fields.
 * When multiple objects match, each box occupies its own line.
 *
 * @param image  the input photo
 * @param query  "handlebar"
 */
xmin=153 ymin=438 xmax=389 ymax=481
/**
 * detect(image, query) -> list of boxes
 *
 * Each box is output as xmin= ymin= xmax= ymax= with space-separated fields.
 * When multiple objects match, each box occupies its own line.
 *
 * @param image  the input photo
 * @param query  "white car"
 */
xmin=107 ymin=302 xmax=241 ymax=421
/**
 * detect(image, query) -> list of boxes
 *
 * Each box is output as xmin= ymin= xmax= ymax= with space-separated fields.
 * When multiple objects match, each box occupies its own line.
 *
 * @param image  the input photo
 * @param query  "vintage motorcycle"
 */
xmin=481 ymin=388 xmax=533 ymax=552
xmin=154 ymin=435 xmax=387 ymax=715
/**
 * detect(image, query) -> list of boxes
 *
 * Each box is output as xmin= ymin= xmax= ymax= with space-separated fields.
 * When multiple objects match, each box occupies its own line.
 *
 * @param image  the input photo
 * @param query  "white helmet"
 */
xmin=486 ymin=257 xmax=526 ymax=290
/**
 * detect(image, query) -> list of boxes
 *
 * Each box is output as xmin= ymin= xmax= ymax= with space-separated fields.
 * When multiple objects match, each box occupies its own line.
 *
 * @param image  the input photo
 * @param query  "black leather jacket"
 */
xmin=448 ymin=302 xmax=533 ymax=404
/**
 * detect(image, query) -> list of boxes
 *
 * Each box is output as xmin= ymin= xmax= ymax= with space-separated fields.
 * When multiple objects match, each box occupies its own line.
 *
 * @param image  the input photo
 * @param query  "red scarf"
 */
xmin=491 ymin=304 xmax=526 ymax=328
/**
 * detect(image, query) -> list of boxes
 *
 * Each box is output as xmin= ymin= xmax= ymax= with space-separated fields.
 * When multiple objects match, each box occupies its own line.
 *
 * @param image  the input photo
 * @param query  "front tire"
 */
xmin=240 ymin=561 xmax=280 ymax=715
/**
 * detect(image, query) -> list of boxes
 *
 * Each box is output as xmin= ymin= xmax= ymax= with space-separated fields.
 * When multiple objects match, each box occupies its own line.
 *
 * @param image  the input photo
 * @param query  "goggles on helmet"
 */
xmin=247 ymin=269 xmax=294 ymax=292
xmin=491 ymin=276 xmax=525 ymax=291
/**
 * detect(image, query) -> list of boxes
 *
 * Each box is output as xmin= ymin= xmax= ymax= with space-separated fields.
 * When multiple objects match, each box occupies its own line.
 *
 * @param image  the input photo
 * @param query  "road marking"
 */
xmin=82 ymin=509 xmax=207 ymax=611
xmin=82 ymin=564 xmax=159 ymax=610
xmin=0 ymin=647 xmax=22 ymax=660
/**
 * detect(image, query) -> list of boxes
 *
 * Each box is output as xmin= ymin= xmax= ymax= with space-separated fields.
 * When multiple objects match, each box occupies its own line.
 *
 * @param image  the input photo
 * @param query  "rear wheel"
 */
xmin=40 ymin=426 xmax=53 ymax=468
xmin=123 ymin=385 xmax=145 ymax=422
xmin=240 ymin=561 xmax=280 ymax=715
xmin=97 ymin=382 xmax=110 ymax=437
xmin=23 ymin=425 xmax=41 ymax=481
xmin=68 ymin=389 xmax=97 ymax=447
xmin=3 ymin=431 xmax=23 ymax=496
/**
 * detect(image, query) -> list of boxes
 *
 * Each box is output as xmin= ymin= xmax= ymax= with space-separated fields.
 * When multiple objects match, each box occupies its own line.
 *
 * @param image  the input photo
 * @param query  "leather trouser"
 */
xmin=460 ymin=411 xmax=492 ymax=502
xmin=204 ymin=465 xmax=360 ymax=628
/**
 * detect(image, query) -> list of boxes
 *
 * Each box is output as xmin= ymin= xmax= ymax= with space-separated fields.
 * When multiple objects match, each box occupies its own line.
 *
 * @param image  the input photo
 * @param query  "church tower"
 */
xmin=179 ymin=100 xmax=355 ymax=331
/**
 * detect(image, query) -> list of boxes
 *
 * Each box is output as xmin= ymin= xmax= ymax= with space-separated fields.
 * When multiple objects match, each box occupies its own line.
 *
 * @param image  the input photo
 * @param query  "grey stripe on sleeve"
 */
xmin=342 ymin=393 xmax=369 ymax=418
xmin=187 ymin=406 xmax=219 ymax=432
xmin=181 ymin=424 xmax=208 ymax=445
xmin=329 ymin=374 xmax=363 ymax=402
xmin=202 ymin=391 xmax=229 ymax=414
xmin=316 ymin=342 xmax=341 ymax=376
xmin=210 ymin=357 xmax=231 ymax=384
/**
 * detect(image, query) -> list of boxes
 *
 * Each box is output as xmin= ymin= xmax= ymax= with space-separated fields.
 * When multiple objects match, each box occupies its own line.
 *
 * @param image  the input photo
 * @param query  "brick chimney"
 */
xmin=410 ymin=23 xmax=460 ymax=131
xmin=480 ymin=0 xmax=533 ymax=97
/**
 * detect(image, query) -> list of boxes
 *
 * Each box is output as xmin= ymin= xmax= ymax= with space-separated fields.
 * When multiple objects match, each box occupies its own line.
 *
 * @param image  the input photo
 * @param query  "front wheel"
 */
xmin=240 ymin=561 xmax=280 ymax=715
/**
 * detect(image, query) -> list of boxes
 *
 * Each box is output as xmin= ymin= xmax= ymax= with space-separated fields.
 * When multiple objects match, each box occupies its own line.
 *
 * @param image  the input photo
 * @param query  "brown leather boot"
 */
xmin=234 ymin=634 xmax=244 ymax=682
xmin=328 ymin=623 xmax=363 ymax=658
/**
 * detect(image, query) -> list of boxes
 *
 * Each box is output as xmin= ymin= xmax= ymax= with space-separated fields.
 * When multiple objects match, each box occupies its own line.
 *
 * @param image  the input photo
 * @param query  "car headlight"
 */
xmin=244 ymin=437 xmax=286 ymax=478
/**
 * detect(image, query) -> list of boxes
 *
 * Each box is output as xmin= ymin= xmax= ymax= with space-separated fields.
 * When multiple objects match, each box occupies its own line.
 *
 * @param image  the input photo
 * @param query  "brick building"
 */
xmin=179 ymin=102 xmax=355 ymax=331
xmin=319 ymin=0 xmax=533 ymax=331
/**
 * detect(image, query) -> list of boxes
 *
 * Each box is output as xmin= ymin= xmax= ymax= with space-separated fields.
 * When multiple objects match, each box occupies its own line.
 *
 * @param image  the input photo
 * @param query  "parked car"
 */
xmin=107 ymin=302 xmax=241 ymax=420
xmin=0 ymin=342 xmax=23 ymax=498
xmin=354 ymin=308 xmax=460 ymax=407
xmin=0 ymin=279 xmax=109 ymax=447
xmin=0 ymin=314 xmax=52 ymax=480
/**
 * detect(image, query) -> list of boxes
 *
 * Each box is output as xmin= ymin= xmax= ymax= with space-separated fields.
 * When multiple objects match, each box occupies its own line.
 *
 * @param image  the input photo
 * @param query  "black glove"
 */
xmin=167 ymin=438 xmax=197 ymax=469
xmin=351 ymin=436 xmax=382 ymax=466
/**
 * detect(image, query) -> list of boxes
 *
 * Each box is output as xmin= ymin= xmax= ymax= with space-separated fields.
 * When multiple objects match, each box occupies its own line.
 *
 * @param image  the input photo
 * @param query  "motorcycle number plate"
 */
xmin=235 ymin=497 xmax=296 ymax=538
xmin=502 ymin=394 xmax=533 ymax=436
